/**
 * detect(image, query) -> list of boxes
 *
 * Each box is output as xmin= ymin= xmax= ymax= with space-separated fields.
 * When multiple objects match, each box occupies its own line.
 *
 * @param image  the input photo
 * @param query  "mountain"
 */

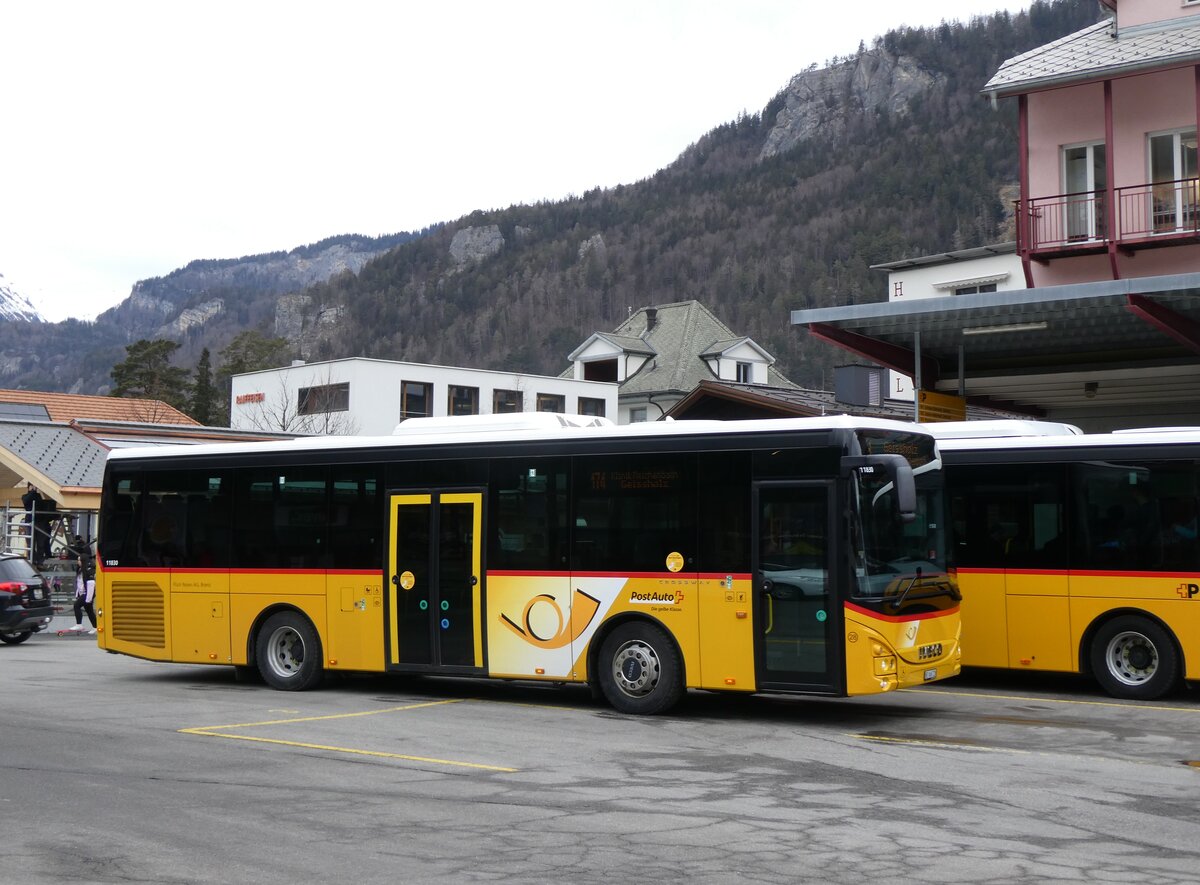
xmin=0 ymin=0 xmax=1104 ymax=403
xmin=0 ymin=273 xmax=44 ymax=323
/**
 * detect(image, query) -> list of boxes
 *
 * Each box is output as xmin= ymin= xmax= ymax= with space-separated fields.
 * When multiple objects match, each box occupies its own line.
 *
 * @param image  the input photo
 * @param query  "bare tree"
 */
xmin=240 ymin=367 xmax=361 ymax=436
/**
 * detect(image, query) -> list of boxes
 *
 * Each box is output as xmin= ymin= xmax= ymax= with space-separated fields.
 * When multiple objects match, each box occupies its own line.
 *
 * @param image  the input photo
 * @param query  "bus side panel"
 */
xmin=1070 ymin=574 xmax=1200 ymax=681
xmin=486 ymin=573 xmax=578 ymax=679
xmin=229 ymin=572 xmax=327 ymax=667
xmin=325 ymin=573 xmax=385 ymax=673
xmin=589 ymin=573 xmax=700 ymax=688
xmin=696 ymin=574 xmax=755 ymax=691
xmin=955 ymin=569 xmax=1009 ymax=668
xmin=170 ymin=572 xmax=231 ymax=664
xmin=1005 ymin=571 xmax=1071 ymax=671
xmin=1006 ymin=594 xmax=1072 ymax=671
xmin=98 ymin=567 xmax=173 ymax=661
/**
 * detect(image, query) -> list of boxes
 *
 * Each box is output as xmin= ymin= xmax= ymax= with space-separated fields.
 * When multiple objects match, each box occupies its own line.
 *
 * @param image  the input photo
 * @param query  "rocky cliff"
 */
xmin=759 ymin=48 xmax=942 ymax=160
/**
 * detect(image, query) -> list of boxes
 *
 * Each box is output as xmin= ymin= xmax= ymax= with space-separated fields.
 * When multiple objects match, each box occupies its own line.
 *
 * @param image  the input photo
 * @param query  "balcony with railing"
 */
xmin=1017 ymin=177 xmax=1200 ymax=256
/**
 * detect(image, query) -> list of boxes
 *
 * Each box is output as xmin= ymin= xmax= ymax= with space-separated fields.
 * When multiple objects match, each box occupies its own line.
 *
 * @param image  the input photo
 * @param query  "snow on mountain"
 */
xmin=0 ymin=272 xmax=46 ymax=322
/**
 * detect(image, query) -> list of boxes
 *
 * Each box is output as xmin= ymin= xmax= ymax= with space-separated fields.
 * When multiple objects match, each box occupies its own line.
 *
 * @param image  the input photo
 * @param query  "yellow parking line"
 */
xmin=179 ymin=698 xmax=518 ymax=772
xmin=905 ymin=687 xmax=1200 ymax=714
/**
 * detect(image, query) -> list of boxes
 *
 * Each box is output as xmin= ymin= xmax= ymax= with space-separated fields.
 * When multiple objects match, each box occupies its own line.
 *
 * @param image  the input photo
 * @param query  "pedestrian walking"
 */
xmin=69 ymin=545 xmax=97 ymax=634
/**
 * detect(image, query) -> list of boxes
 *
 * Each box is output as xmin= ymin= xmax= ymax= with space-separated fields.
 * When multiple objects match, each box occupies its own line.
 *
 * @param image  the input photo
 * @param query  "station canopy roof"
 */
xmin=790 ymin=272 xmax=1200 ymax=414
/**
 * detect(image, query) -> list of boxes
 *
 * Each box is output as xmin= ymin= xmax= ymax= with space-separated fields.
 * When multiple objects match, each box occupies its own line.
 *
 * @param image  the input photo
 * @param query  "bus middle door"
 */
xmin=388 ymin=490 xmax=484 ymax=673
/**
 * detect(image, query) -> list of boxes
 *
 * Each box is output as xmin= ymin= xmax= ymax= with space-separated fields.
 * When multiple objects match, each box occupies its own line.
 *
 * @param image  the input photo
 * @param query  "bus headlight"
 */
xmin=873 ymin=655 xmax=896 ymax=676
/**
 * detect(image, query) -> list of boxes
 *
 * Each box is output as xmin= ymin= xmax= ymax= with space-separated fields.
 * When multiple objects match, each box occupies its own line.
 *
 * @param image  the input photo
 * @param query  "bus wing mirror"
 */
xmin=841 ymin=454 xmax=917 ymax=523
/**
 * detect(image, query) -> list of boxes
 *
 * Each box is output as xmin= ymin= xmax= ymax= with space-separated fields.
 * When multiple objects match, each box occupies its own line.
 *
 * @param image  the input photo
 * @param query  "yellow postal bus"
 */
xmin=937 ymin=424 xmax=1200 ymax=699
xmin=96 ymin=414 xmax=961 ymax=713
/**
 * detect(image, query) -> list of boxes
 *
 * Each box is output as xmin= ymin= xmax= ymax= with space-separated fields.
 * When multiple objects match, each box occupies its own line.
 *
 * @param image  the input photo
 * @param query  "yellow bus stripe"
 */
xmin=178 ymin=698 xmax=518 ymax=772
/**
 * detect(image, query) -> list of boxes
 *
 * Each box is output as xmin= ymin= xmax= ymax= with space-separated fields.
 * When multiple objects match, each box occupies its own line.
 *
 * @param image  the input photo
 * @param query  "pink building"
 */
xmin=984 ymin=0 xmax=1200 ymax=287
xmin=791 ymin=1 xmax=1200 ymax=430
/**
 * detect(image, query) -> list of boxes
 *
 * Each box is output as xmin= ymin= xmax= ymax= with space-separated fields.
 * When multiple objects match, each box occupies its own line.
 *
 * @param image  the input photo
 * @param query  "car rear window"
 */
xmin=0 ymin=558 xmax=40 ymax=583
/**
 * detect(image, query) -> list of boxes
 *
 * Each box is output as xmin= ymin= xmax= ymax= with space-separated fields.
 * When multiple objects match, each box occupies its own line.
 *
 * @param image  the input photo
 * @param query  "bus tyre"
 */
xmin=1089 ymin=616 xmax=1179 ymax=701
xmin=256 ymin=612 xmax=324 ymax=691
xmin=598 ymin=622 xmax=683 ymax=715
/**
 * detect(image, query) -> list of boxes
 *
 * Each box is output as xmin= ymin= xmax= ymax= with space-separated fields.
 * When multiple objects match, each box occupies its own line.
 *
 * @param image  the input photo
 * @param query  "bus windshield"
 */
xmin=850 ymin=461 xmax=958 ymax=611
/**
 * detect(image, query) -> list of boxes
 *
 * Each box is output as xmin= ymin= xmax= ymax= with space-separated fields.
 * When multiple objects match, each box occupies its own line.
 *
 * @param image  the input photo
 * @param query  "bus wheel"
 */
xmin=1089 ymin=616 xmax=1179 ymax=701
xmin=256 ymin=612 xmax=324 ymax=691
xmin=598 ymin=622 xmax=683 ymax=715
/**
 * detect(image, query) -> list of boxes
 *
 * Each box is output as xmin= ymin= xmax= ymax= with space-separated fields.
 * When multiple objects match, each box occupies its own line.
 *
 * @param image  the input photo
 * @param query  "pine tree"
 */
xmin=190 ymin=348 xmax=217 ymax=425
xmin=110 ymin=339 xmax=190 ymax=412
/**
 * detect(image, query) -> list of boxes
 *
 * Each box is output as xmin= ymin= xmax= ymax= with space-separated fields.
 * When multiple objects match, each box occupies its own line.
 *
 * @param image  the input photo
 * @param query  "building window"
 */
xmin=400 ymin=380 xmax=432 ymax=419
xmin=629 ymin=407 xmax=648 ymax=423
xmin=583 ymin=359 xmax=619 ymax=383
xmin=578 ymin=397 xmax=606 ymax=417
xmin=736 ymin=361 xmax=752 ymax=383
xmin=1149 ymin=129 xmax=1198 ymax=233
xmin=493 ymin=389 xmax=522 ymax=413
xmin=536 ymin=393 xmax=565 ymax=413
xmin=1061 ymin=141 xmax=1106 ymax=241
xmin=448 ymin=385 xmax=479 ymax=416
xmin=953 ymin=283 xmax=998 ymax=296
xmin=297 ymin=382 xmax=349 ymax=415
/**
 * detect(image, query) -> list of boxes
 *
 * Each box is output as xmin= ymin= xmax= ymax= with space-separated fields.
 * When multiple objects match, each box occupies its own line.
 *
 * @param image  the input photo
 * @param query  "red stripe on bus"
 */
xmin=955 ymin=567 xmax=1200 ymax=579
xmin=486 ymin=570 xmax=752 ymax=580
xmin=845 ymin=601 xmax=959 ymax=622
xmin=100 ymin=567 xmax=373 ymax=576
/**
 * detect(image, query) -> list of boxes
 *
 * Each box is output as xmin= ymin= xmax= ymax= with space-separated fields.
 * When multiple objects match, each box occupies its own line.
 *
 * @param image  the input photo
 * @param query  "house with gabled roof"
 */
xmin=566 ymin=300 xmax=795 ymax=423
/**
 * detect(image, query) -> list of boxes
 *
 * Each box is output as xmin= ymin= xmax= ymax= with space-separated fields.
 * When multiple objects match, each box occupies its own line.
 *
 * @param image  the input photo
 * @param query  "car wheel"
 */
xmin=0 ymin=630 xmax=33 ymax=645
xmin=597 ymin=622 xmax=684 ymax=715
xmin=255 ymin=612 xmax=324 ymax=691
xmin=1089 ymin=615 xmax=1179 ymax=700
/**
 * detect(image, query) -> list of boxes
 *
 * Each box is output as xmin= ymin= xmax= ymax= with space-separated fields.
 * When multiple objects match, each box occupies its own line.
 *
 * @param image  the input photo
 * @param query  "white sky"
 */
xmin=2 ymin=0 xmax=1032 ymax=323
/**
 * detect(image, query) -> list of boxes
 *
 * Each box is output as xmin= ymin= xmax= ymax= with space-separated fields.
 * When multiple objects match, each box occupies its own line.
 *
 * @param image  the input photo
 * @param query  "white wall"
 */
xmin=710 ymin=341 xmax=770 ymax=383
xmin=231 ymin=358 xmax=617 ymax=435
xmin=886 ymin=252 xmax=1025 ymax=400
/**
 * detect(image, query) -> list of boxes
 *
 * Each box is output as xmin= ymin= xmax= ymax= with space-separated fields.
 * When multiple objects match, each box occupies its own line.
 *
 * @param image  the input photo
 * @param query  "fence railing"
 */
xmin=1018 ymin=177 xmax=1200 ymax=252
xmin=1115 ymin=178 xmax=1200 ymax=240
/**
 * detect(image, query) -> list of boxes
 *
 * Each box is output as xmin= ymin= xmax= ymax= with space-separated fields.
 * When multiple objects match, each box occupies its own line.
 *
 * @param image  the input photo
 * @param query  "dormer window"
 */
xmin=583 ymin=358 xmax=618 ymax=383
xmin=736 ymin=362 xmax=752 ymax=383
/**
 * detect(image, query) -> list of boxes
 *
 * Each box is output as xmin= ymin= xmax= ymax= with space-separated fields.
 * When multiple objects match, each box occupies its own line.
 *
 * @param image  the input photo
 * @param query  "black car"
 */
xmin=0 ymin=553 xmax=54 ymax=644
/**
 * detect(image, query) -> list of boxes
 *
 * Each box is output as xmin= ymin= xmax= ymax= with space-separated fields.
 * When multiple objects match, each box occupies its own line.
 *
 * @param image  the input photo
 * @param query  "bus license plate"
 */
xmin=923 ymin=668 xmax=937 ymax=681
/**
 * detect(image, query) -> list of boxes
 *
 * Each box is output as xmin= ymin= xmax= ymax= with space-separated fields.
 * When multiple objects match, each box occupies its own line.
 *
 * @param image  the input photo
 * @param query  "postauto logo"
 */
xmin=629 ymin=589 xmax=685 ymax=605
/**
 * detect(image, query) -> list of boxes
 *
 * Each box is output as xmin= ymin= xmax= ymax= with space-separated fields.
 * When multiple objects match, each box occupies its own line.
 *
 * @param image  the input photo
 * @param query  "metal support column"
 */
xmin=913 ymin=330 xmax=922 ymax=422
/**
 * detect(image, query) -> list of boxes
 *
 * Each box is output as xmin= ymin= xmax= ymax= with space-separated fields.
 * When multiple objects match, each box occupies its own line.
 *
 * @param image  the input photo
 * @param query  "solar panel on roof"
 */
xmin=0 ymin=402 xmax=51 ymax=421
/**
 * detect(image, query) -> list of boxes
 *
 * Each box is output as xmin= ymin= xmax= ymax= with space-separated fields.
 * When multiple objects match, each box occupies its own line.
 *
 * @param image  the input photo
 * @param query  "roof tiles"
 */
xmin=983 ymin=16 xmax=1200 ymax=96
xmin=0 ymin=389 xmax=199 ymax=425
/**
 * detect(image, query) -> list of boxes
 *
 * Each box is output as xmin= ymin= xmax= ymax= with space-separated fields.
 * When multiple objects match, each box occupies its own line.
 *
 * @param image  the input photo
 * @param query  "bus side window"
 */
xmin=950 ymin=465 xmax=1065 ymax=569
xmin=1073 ymin=462 xmax=1181 ymax=571
xmin=99 ymin=471 xmax=144 ymax=566
xmin=697 ymin=452 xmax=750 ymax=574
xmin=572 ymin=453 xmax=696 ymax=573
xmin=488 ymin=460 xmax=567 ymax=571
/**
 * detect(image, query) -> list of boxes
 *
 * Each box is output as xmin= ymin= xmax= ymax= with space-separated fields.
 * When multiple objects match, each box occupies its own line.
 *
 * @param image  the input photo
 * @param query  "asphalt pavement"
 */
xmin=5 ymin=613 xmax=1200 ymax=884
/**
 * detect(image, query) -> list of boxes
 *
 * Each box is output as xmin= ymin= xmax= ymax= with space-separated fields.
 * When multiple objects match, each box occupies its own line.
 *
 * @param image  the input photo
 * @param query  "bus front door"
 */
xmin=388 ymin=491 xmax=484 ymax=672
xmin=753 ymin=482 xmax=837 ymax=692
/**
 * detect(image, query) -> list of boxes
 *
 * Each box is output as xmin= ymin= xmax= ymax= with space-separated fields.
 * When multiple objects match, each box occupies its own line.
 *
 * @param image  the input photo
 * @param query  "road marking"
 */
xmin=904 ymin=687 xmax=1200 ymax=714
xmin=180 ymin=699 xmax=518 ymax=772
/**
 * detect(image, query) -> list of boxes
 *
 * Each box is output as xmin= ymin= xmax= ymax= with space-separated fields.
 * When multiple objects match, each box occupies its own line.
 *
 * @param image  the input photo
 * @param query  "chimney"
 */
xmin=645 ymin=308 xmax=658 ymax=332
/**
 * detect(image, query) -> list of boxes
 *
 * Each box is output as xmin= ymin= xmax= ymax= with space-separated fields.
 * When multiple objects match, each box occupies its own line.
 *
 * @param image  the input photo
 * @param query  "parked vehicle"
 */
xmin=0 ymin=553 xmax=54 ymax=644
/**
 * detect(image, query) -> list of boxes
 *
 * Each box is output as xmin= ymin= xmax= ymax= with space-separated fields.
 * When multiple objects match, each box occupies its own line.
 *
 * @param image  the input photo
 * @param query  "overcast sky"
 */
xmin=2 ymin=0 xmax=1033 ymax=323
